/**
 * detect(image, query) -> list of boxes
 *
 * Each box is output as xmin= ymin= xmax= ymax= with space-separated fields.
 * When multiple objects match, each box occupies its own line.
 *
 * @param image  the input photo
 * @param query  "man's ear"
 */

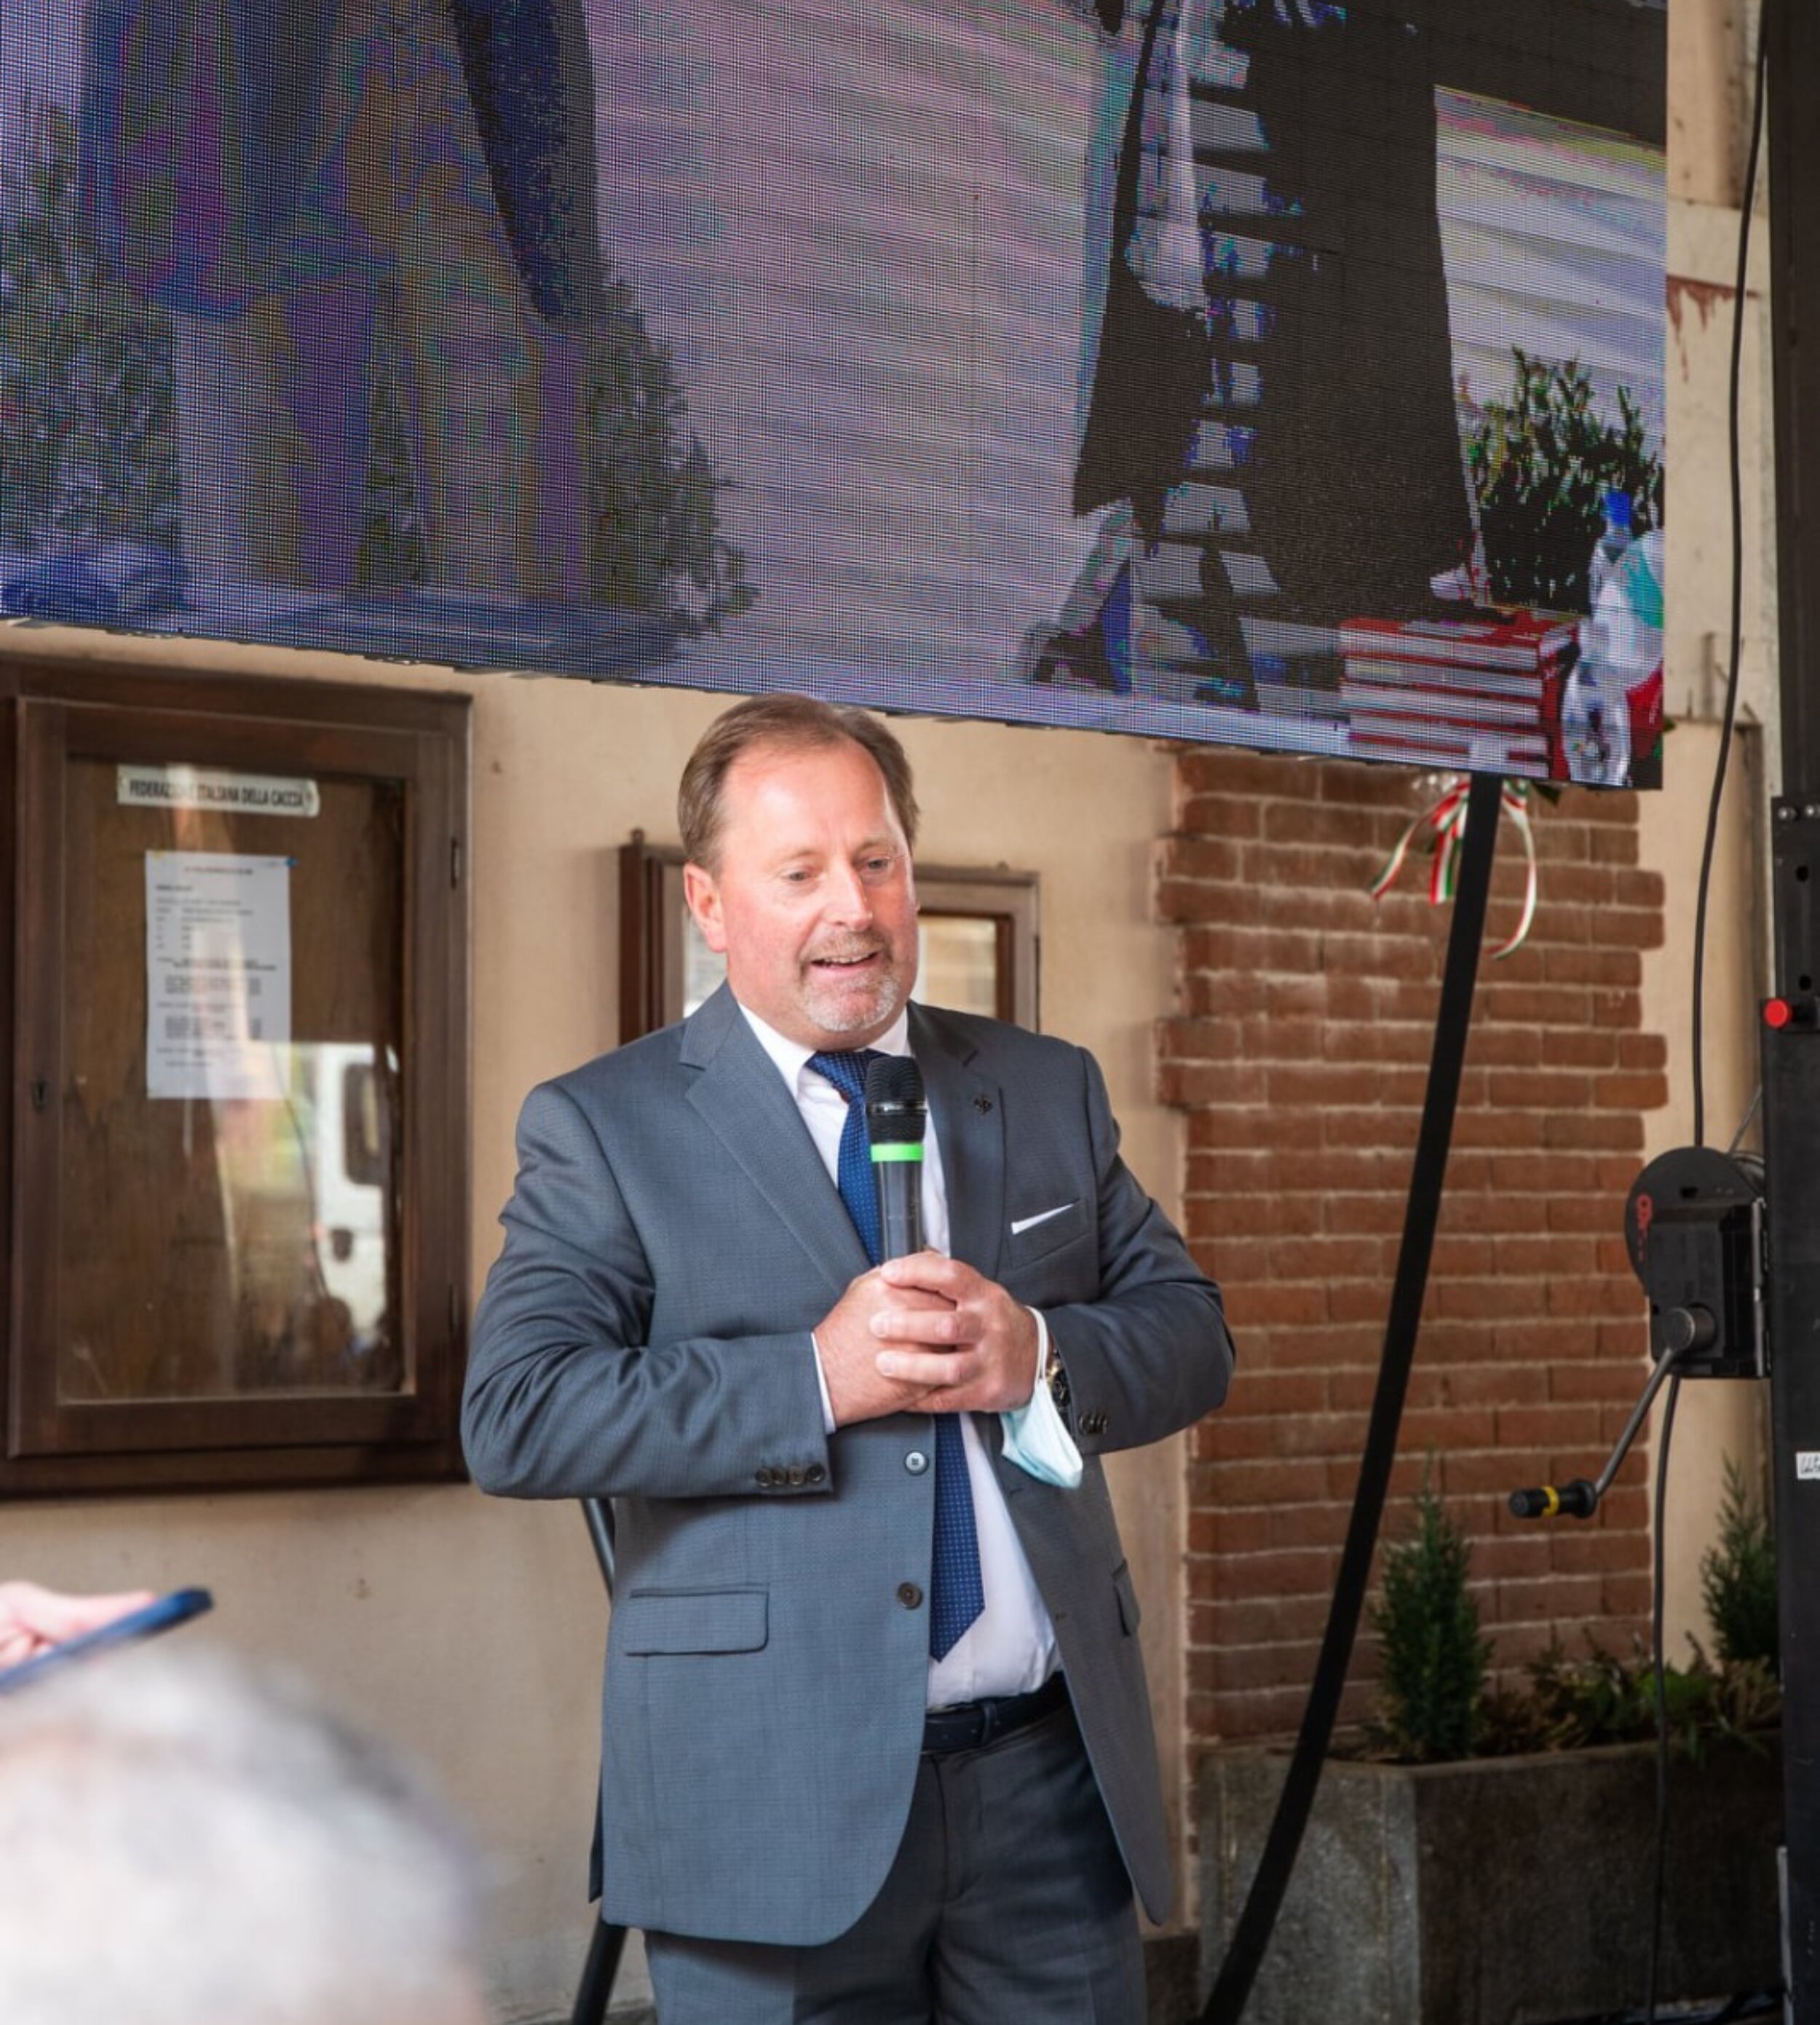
xmin=682 ymin=861 xmax=729 ymax=954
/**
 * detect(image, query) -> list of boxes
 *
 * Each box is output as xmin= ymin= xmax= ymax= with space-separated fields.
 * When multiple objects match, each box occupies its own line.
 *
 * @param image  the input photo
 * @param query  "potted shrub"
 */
xmin=1198 ymin=1472 xmax=1781 ymax=2024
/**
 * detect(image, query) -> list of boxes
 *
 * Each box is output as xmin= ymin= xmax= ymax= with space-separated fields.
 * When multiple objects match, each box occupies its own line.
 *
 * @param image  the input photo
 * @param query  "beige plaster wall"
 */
xmin=1636 ymin=0 xmax=1776 ymax=1670
xmin=1637 ymin=722 xmax=1769 ymax=1665
xmin=0 ymin=625 xmax=1188 ymax=2018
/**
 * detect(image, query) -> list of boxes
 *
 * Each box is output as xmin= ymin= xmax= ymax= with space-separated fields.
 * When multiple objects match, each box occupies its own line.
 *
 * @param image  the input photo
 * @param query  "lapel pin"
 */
xmin=973 ymin=1094 xmax=994 ymax=1114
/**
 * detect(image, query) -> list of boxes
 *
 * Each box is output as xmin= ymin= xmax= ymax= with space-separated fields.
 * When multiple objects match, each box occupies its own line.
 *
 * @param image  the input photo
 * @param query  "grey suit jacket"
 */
xmin=462 ymin=987 xmax=1233 ymax=1944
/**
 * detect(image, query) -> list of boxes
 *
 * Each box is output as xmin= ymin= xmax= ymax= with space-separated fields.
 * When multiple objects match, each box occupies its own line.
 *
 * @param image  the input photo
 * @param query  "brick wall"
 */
xmin=1158 ymin=750 xmax=1668 ymax=1747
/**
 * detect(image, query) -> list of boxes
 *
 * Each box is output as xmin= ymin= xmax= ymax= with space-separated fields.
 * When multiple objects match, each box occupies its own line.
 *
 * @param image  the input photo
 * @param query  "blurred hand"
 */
xmin=0 ymin=1581 xmax=156 ymax=1670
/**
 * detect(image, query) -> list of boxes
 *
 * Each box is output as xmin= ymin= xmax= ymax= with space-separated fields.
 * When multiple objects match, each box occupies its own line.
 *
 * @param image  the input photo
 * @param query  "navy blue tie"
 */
xmin=809 ymin=1050 xmax=985 ymax=1659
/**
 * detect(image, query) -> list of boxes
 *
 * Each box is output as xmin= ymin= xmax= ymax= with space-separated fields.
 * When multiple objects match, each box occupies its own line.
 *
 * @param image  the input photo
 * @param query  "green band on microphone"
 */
xmin=869 ymin=1142 xmax=925 ymax=1163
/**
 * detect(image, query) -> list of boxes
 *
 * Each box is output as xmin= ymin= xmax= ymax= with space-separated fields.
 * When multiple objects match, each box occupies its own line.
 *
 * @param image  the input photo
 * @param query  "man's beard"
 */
xmin=802 ymin=946 xmax=909 ymax=1035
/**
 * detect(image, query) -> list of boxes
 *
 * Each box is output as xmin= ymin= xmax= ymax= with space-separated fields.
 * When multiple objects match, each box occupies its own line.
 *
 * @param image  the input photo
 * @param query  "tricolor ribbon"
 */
xmin=1370 ymin=775 xmax=1539 ymax=958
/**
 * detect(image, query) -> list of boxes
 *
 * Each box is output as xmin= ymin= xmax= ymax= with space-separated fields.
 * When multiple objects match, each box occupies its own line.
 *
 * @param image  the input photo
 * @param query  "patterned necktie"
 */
xmin=808 ymin=1050 xmax=985 ymax=1659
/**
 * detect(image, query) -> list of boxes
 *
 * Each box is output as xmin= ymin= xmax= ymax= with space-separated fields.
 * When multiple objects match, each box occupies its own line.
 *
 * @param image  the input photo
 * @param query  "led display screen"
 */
xmin=3 ymin=0 xmax=1666 ymax=782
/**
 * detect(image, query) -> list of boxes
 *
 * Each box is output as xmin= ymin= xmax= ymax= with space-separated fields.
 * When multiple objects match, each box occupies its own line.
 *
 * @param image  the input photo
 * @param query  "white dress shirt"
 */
xmin=739 ymin=1003 xmax=1062 ymax=1705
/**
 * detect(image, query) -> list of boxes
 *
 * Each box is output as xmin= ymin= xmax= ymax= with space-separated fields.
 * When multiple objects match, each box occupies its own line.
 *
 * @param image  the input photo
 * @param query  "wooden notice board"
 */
xmin=3 ymin=663 xmax=470 ymax=1496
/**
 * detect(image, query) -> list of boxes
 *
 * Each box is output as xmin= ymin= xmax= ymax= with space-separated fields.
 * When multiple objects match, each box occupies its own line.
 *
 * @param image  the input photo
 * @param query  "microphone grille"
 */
xmin=863 ymin=1055 xmax=927 ymax=1144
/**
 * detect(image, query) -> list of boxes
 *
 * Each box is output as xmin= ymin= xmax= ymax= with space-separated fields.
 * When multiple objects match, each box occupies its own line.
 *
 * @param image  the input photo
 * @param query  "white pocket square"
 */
xmin=1010 ymin=1203 xmax=1076 ymax=1236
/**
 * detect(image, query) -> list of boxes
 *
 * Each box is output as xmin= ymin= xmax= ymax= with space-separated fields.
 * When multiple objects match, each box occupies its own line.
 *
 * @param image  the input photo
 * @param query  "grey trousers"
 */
xmin=645 ymin=1698 xmax=1146 ymax=2024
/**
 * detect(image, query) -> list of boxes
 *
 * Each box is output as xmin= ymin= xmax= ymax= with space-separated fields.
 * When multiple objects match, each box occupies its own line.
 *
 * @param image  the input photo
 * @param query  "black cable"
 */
xmin=1645 ymin=1368 xmax=1685 ymax=2025
xmin=1690 ymin=2 xmax=1770 ymax=1148
xmin=1195 ymin=770 xmax=1503 ymax=2024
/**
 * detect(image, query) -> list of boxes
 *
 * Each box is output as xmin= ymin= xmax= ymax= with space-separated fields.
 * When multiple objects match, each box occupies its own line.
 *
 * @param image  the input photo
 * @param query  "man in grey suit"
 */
xmin=462 ymin=695 xmax=1233 ymax=2023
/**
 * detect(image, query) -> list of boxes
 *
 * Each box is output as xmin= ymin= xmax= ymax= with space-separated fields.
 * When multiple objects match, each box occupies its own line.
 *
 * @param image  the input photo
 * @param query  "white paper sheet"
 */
xmin=145 ymin=852 xmax=293 ymax=1100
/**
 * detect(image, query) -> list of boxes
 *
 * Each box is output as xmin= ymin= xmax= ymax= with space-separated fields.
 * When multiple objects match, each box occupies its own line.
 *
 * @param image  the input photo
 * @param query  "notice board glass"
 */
xmin=4 ymin=664 xmax=470 ymax=1496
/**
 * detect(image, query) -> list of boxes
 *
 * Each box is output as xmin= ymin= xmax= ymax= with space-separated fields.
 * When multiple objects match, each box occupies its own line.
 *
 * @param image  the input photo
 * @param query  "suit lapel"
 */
xmin=909 ymin=1003 xmax=1005 ymax=1284
xmin=681 ymin=986 xmax=869 ymax=1297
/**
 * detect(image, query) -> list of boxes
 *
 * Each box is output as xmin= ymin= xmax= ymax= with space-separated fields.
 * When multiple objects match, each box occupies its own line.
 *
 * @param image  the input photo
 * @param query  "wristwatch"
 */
xmin=1044 ymin=1341 xmax=1072 ymax=1420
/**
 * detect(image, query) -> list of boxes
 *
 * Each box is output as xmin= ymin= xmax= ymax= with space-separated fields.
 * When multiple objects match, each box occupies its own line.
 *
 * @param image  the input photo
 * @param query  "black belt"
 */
xmin=921 ymin=1671 xmax=1069 ymax=1756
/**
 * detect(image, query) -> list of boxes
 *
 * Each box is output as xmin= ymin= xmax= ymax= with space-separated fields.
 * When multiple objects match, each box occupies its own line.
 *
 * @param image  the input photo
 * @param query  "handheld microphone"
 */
xmin=864 ymin=1057 xmax=927 ymax=1261
xmin=1508 ymin=1479 xmax=1599 ymax=1520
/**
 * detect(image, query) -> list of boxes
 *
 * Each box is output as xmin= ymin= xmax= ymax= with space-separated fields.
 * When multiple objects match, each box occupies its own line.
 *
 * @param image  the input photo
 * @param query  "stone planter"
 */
xmin=1199 ymin=1737 xmax=1782 ymax=2025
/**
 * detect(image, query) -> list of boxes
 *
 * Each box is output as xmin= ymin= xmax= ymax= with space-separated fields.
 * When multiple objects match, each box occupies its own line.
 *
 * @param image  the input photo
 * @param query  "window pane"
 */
xmin=916 ymin=916 xmax=999 ymax=1018
xmin=56 ymin=758 xmax=405 ymax=1403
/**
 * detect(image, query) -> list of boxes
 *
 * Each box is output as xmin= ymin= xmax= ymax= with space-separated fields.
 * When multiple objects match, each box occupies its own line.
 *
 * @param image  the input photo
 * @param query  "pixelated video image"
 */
xmin=2 ymin=0 xmax=1665 ymax=781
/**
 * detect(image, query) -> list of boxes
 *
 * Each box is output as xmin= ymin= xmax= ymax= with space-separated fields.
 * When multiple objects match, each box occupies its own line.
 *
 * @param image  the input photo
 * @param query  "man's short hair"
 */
xmin=678 ymin=694 xmax=920 ymax=871
xmin=0 ymin=1647 xmax=483 ymax=2025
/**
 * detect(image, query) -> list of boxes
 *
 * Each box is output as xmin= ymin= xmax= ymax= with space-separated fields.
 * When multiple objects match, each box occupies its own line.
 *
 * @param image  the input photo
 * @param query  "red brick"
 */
xmin=1595 ymin=1071 xmax=1671 ymax=1112
xmin=1260 ymin=798 xmax=1381 ymax=846
xmin=1324 ymin=1110 xmax=1423 ymax=1150
xmin=1156 ymin=1060 xmax=1270 ymax=1108
xmin=1208 ymin=1641 xmax=1324 ymax=1693
xmin=1176 ymin=790 xmax=1265 ymax=838
xmin=1548 ymin=1361 xmax=1653 ymax=1403
xmin=1471 ymin=1533 xmax=1555 ymax=1581
xmin=1178 ymin=959 xmax=1271 ymax=1009
xmin=1495 ymin=1405 xmax=1608 ymax=1454
xmin=1590 ymin=987 xmax=1646 ymax=1030
xmin=1199 ymin=1413 xmax=1368 ymax=1464
xmin=1326 ymin=1281 xmax=1393 ymax=1326
xmin=1195 ymin=1594 xmax=1335 ymax=1646
xmin=1155 ymin=1015 xmax=1244 ymax=1063
xmin=1545 ymin=1029 xmax=1622 ymax=1068
xmin=1267 ymin=1503 xmax=1351 ymax=1550
xmin=1601 ymin=1573 xmax=1654 ymax=1617
xmin=1494 ymin=1317 xmax=1593 ymax=1359
xmin=1535 ymin=819 xmax=1592 ymax=863
xmin=1597 ymin=909 xmax=1665 ymax=953
xmin=1224 ymin=1284 xmax=1329 ymax=1329
xmin=1488 ymin=1574 xmax=1605 ymax=1623
xmin=1267 ymin=1149 xmax=1409 ymax=1194
xmin=1252 ymin=1323 xmax=1390 ymax=1373
xmin=1581 ymin=1483 xmax=1647 ymax=1532
xmin=1549 ymin=1528 xmax=1648 ymax=1576
xmin=1396 ymin=1406 xmax=1500 ymax=1450
xmin=1491 ymin=1621 xmax=1578 ymax=1670
xmin=1588 ymin=825 xmax=1641 ymax=865
xmin=1189 ymin=1508 xmax=1271 ymax=1555
xmin=1618 ymin=1032 xmax=1669 ymax=1070
xmin=1485 ymin=1068 xmax=1597 ymax=1110
xmin=1190 ymin=1457 xmax=1332 ymax=1506
xmin=1241 ymin=1013 xmax=1328 ymax=1060
xmin=1433 ymin=1193 xmax=1516 ymax=1236
xmin=1180 ymin=749 xmax=1316 ymax=797
xmin=1439 ymin=1450 xmax=1549 ymax=1501
xmin=1461 ymin=1025 xmax=1546 ymax=1067
xmin=1542 ymin=1187 xmax=1625 ymax=1230
xmin=1158 ymin=834 xmax=1247 ymax=882
xmin=1542 ymin=944 xmax=1644 ymax=988
xmin=1545 ymin=1111 xmax=1642 ymax=1152
xmin=1209 ymin=1548 xmax=1339 ymax=1600
xmin=1210 ymin=1686 xmax=1310 ymax=1742
xmin=1492 ymin=1233 xmax=1602 ymax=1278
xmin=1433 ymin=1279 xmax=1531 ymax=1322
xmin=1430 ymin=1363 xmax=1551 ymax=1408
xmin=1187 ymin=1105 xmax=1323 ymax=1150
xmin=1265 ymin=1062 xmax=1387 ymax=1108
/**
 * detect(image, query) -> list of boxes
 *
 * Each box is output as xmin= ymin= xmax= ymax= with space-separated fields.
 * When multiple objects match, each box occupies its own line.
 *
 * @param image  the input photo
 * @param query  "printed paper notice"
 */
xmin=146 ymin=853 xmax=293 ymax=1100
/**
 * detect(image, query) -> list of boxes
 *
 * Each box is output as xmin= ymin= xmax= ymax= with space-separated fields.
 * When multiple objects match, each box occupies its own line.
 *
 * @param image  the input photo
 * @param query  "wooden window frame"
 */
xmin=1 ymin=657 xmax=470 ymax=1497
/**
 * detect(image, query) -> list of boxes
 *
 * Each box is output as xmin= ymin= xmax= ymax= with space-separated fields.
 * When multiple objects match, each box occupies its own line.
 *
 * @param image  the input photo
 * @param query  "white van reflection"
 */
xmin=298 ymin=1043 xmax=394 ymax=1363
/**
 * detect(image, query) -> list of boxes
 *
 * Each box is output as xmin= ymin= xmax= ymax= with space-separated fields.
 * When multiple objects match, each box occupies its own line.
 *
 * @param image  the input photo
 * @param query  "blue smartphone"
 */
xmin=0 ymin=1587 xmax=213 ymax=1695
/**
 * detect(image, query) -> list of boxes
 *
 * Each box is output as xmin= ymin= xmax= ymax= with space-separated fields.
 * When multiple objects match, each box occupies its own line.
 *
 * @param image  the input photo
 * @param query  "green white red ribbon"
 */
xmin=1369 ymin=775 xmax=1539 ymax=958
